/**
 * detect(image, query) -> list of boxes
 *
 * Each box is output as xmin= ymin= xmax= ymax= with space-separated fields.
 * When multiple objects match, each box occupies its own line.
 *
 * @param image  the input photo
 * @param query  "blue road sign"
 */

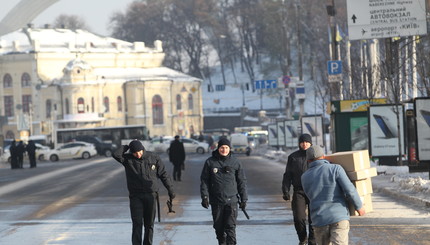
xmin=327 ymin=60 xmax=342 ymax=75
xmin=255 ymin=80 xmax=277 ymax=89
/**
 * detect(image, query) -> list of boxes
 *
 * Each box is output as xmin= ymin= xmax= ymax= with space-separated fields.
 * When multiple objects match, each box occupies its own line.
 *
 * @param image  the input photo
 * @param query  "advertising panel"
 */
xmin=369 ymin=105 xmax=404 ymax=156
xmin=277 ymin=121 xmax=286 ymax=146
xmin=301 ymin=116 xmax=323 ymax=147
xmin=268 ymin=124 xmax=278 ymax=147
xmin=350 ymin=117 xmax=368 ymax=150
xmin=414 ymin=97 xmax=430 ymax=161
xmin=284 ymin=120 xmax=300 ymax=148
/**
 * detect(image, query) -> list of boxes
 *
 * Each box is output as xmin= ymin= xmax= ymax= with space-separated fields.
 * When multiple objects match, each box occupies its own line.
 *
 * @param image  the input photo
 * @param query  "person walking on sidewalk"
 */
xmin=113 ymin=140 xmax=175 ymax=245
xmin=169 ymin=135 xmax=186 ymax=181
xmin=200 ymin=138 xmax=248 ymax=245
xmin=302 ymin=145 xmax=365 ymax=245
xmin=26 ymin=140 xmax=37 ymax=168
xmin=281 ymin=133 xmax=315 ymax=245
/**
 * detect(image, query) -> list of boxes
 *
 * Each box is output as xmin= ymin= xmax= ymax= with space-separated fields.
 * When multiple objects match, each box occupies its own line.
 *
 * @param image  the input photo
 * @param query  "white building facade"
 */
xmin=0 ymin=27 xmax=203 ymax=143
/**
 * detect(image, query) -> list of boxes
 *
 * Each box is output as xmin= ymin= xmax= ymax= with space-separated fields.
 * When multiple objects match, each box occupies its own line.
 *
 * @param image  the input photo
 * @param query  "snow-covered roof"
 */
xmin=0 ymin=27 xmax=161 ymax=54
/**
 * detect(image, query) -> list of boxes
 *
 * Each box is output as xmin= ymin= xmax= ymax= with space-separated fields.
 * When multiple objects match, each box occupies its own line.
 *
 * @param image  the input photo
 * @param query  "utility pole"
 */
xmin=295 ymin=0 xmax=304 ymax=117
xmin=327 ymin=0 xmax=342 ymax=100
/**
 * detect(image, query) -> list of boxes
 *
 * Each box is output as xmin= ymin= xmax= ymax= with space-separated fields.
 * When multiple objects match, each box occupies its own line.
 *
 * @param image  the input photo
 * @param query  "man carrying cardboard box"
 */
xmin=301 ymin=145 xmax=365 ymax=245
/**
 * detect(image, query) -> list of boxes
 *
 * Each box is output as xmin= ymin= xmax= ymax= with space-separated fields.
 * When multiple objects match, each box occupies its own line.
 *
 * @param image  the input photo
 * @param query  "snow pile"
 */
xmin=393 ymin=174 xmax=430 ymax=193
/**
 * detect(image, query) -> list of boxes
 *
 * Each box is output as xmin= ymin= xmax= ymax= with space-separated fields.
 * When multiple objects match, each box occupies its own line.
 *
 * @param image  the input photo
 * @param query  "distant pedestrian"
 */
xmin=169 ymin=135 xmax=186 ymax=181
xmin=112 ymin=140 xmax=175 ymax=245
xmin=282 ymin=133 xmax=315 ymax=245
xmin=16 ymin=141 xmax=26 ymax=169
xmin=301 ymin=145 xmax=365 ymax=245
xmin=26 ymin=140 xmax=37 ymax=168
xmin=9 ymin=140 xmax=18 ymax=169
xmin=200 ymin=138 xmax=248 ymax=245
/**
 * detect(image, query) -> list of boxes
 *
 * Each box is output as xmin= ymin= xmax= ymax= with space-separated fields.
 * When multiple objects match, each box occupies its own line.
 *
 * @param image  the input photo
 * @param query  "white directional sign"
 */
xmin=346 ymin=0 xmax=427 ymax=40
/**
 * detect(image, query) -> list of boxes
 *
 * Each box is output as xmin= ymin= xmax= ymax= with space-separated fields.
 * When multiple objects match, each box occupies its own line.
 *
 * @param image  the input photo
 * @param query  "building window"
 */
xmin=188 ymin=93 xmax=193 ymax=110
xmin=104 ymin=96 xmax=110 ymax=112
xmin=3 ymin=74 xmax=12 ymax=88
xmin=21 ymin=73 xmax=31 ymax=87
xmin=152 ymin=95 xmax=163 ymax=125
xmin=91 ymin=97 xmax=95 ymax=113
xmin=176 ymin=94 xmax=182 ymax=110
xmin=22 ymin=95 xmax=32 ymax=113
xmin=77 ymin=97 xmax=85 ymax=113
xmin=46 ymin=99 xmax=52 ymax=118
xmin=117 ymin=96 xmax=122 ymax=112
xmin=4 ymin=96 xmax=14 ymax=117
xmin=65 ymin=98 xmax=70 ymax=114
xmin=215 ymin=84 xmax=225 ymax=91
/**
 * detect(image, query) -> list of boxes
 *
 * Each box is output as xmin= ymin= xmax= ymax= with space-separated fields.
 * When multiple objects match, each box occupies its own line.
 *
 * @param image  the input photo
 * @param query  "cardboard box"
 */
xmin=349 ymin=194 xmax=373 ymax=216
xmin=325 ymin=150 xmax=370 ymax=172
xmin=347 ymin=167 xmax=377 ymax=181
xmin=353 ymin=178 xmax=373 ymax=195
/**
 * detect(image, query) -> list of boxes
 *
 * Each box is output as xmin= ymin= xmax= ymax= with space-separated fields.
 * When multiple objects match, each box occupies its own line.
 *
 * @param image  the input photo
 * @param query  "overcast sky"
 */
xmin=1 ymin=0 xmax=135 ymax=36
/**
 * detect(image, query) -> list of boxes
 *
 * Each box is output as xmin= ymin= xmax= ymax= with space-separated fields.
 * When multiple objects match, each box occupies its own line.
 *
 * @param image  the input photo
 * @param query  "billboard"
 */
xmin=369 ymin=105 xmax=405 ymax=157
xmin=301 ymin=116 xmax=324 ymax=147
xmin=414 ymin=97 xmax=430 ymax=161
xmin=268 ymin=124 xmax=278 ymax=147
xmin=284 ymin=120 xmax=300 ymax=148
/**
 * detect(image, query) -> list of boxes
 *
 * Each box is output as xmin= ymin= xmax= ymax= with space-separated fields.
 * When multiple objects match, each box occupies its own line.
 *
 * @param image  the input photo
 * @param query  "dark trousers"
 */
xmin=292 ymin=190 xmax=315 ymax=244
xmin=29 ymin=153 xmax=36 ymax=168
xmin=172 ymin=162 xmax=182 ymax=181
xmin=211 ymin=203 xmax=238 ymax=245
xmin=129 ymin=193 xmax=157 ymax=245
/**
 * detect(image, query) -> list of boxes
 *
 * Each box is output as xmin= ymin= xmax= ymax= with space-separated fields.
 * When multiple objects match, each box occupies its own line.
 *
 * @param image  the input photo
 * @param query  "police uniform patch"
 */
xmin=213 ymin=168 xmax=218 ymax=173
xmin=151 ymin=165 xmax=156 ymax=171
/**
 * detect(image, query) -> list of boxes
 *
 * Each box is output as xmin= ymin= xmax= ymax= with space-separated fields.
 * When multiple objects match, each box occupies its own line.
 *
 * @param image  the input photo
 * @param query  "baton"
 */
xmin=167 ymin=197 xmax=175 ymax=213
xmin=156 ymin=192 xmax=161 ymax=222
xmin=238 ymin=201 xmax=250 ymax=220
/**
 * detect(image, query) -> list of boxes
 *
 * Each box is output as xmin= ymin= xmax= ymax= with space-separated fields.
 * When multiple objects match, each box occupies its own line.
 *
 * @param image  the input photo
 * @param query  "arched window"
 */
xmin=3 ymin=74 xmax=12 ymax=88
xmin=77 ymin=97 xmax=85 ymax=113
xmin=46 ymin=99 xmax=52 ymax=118
xmin=152 ymin=95 xmax=163 ymax=125
xmin=104 ymin=96 xmax=110 ymax=112
xmin=21 ymin=73 xmax=31 ymax=87
xmin=6 ymin=130 xmax=14 ymax=139
xmin=176 ymin=94 xmax=182 ymax=110
xmin=91 ymin=97 xmax=95 ymax=112
xmin=65 ymin=98 xmax=70 ymax=114
xmin=117 ymin=96 xmax=123 ymax=112
xmin=188 ymin=93 xmax=193 ymax=110
xmin=22 ymin=95 xmax=32 ymax=113
xmin=4 ymin=96 xmax=14 ymax=117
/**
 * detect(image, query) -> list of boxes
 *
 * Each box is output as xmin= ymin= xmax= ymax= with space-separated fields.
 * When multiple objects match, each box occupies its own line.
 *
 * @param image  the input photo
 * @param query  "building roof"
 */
xmin=0 ymin=27 xmax=160 ymax=54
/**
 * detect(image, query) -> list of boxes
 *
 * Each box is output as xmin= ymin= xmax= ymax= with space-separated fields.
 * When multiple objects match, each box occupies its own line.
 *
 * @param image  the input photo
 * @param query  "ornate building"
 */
xmin=0 ymin=27 xmax=203 ymax=143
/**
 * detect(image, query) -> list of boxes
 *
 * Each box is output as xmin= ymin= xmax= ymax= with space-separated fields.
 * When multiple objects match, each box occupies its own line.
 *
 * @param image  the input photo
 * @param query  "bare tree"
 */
xmin=52 ymin=14 xmax=89 ymax=31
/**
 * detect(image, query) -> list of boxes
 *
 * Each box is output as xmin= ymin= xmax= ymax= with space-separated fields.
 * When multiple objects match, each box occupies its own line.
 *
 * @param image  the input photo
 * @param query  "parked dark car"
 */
xmin=74 ymin=135 xmax=117 ymax=157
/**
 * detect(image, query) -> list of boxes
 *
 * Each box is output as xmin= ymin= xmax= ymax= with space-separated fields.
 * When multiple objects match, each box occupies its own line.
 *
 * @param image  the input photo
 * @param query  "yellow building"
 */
xmin=0 ymin=27 xmax=203 ymax=143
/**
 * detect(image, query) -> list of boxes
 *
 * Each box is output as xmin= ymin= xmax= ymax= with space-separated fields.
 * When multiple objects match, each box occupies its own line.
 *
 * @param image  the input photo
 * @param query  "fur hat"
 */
xmin=129 ymin=140 xmax=145 ymax=153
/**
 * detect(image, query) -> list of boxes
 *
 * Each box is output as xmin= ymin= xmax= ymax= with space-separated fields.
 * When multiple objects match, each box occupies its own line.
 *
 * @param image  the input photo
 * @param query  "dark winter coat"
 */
xmin=200 ymin=151 xmax=248 ymax=205
xmin=113 ymin=145 xmax=174 ymax=195
xmin=282 ymin=149 xmax=308 ymax=195
xmin=168 ymin=139 xmax=185 ymax=164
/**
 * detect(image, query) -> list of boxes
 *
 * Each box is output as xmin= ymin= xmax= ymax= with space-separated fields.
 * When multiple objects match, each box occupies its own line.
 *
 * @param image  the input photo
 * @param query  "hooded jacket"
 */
xmin=113 ymin=145 xmax=174 ymax=195
xmin=200 ymin=150 xmax=248 ymax=205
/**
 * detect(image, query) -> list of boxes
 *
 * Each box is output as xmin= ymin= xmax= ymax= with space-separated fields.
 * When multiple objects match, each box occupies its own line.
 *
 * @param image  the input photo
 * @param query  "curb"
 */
xmin=373 ymin=186 xmax=430 ymax=208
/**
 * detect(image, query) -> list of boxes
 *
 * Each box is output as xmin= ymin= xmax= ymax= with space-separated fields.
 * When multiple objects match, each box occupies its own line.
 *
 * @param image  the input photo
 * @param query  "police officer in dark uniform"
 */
xmin=282 ymin=133 xmax=315 ymax=245
xmin=200 ymin=138 xmax=248 ymax=245
xmin=168 ymin=135 xmax=186 ymax=181
xmin=113 ymin=140 xmax=175 ymax=245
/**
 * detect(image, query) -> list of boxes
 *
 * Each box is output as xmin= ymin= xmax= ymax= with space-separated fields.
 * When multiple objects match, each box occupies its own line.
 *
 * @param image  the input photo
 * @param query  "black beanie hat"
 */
xmin=129 ymin=140 xmax=145 ymax=153
xmin=298 ymin=133 xmax=312 ymax=145
xmin=217 ymin=137 xmax=231 ymax=148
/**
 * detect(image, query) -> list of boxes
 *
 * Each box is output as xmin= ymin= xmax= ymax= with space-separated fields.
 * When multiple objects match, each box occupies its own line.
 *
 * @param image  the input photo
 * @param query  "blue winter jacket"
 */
xmin=301 ymin=159 xmax=363 ymax=227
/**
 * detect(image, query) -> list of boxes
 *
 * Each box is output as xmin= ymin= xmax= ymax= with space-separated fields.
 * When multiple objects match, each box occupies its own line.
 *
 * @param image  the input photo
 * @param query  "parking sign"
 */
xmin=327 ymin=61 xmax=342 ymax=75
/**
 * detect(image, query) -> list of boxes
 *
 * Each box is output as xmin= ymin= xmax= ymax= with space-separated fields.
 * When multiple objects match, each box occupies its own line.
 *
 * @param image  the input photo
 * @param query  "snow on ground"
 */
xmin=255 ymin=145 xmax=430 ymax=196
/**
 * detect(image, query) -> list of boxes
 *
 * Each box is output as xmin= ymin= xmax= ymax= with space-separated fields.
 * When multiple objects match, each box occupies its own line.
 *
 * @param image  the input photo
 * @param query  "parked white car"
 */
xmin=0 ymin=143 xmax=51 ymax=163
xmin=47 ymin=141 xmax=97 ymax=162
xmin=167 ymin=137 xmax=209 ymax=154
xmin=150 ymin=136 xmax=173 ymax=153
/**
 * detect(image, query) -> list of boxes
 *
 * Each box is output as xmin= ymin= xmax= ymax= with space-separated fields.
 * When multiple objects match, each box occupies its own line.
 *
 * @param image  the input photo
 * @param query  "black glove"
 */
xmin=201 ymin=197 xmax=209 ymax=209
xmin=282 ymin=193 xmax=290 ymax=201
xmin=239 ymin=201 xmax=247 ymax=209
xmin=169 ymin=192 xmax=176 ymax=200
xmin=123 ymin=145 xmax=130 ymax=152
